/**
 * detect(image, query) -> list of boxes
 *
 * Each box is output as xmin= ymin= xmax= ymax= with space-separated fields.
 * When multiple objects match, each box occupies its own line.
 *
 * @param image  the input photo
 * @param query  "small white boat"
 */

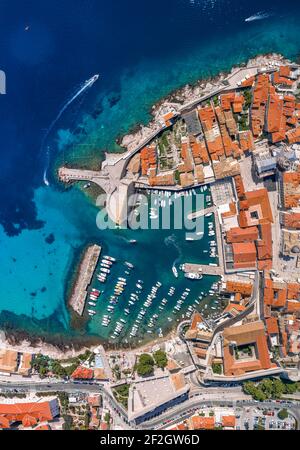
xmin=172 ymin=266 xmax=178 ymax=278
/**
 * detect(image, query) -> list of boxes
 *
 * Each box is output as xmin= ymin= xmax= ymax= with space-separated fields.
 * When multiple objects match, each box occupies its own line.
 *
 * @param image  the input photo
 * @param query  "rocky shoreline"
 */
xmin=118 ymin=53 xmax=290 ymax=153
xmin=2 ymin=52 xmax=292 ymax=358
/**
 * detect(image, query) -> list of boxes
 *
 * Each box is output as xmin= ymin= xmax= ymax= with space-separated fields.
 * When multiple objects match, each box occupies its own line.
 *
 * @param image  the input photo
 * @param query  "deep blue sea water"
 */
xmin=1 ymin=0 xmax=300 ymax=344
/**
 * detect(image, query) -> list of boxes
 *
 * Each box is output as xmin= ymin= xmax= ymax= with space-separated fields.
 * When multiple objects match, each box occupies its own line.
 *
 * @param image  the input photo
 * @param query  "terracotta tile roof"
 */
xmin=0 ymin=349 xmax=18 ymax=374
xmin=163 ymin=112 xmax=175 ymax=125
xmin=224 ymin=303 xmax=246 ymax=316
xmin=279 ymin=66 xmax=291 ymax=78
xmin=190 ymin=416 xmax=215 ymax=430
xmin=251 ymin=74 xmax=271 ymax=137
xmin=273 ymin=71 xmax=293 ymax=86
xmin=198 ymin=105 xmax=226 ymax=161
xmin=222 ymin=415 xmax=236 ymax=428
xmin=152 ymin=173 xmax=175 ymax=186
xmin=0 ymin=400 xmax=56 ymax=429
xmin=226 ymin=226 xmax=258 ymax=243
xmin=170 ymin=423 xmax=188 ymax=430
xmin=238 ymin=188 xmax=273 ymax=227
xmin=94 ymin=368 xmax=108 ymax=380
xmin=0 ymin=415 xmax=10 ymax=429
xmin=234 ymin=175 xmax=245 ymax=199
xmin=170 ymin=373 xmax=186 ymax=391
xmin=223 ymin=321 xmax=273 ymax=376
xmin=225 ymin=280 xmax=253 ymax=297
xmin=286 ymin=301 xmax=300 ymax=313
xmin=286 ymin=127 xmax=300 ymax=144
xmin=191 ymin=141 xmax=210 ymax=164
xmin=283 ymin=213 xmax=300 ymax=230
xmin=266 ymin=317 xmax=279 ymax=335
xmin=221 ymin=202 xmax=237 ymax=220
xmin=194 ymin=347 xmax=207 ymax=359
xmin=221 ymin=92 xmax=236 ymax=110
xmin=264 ymin=278 xmax=287 ymax=309
xmin=179 ymin=171 xmax=194 ymax=188
xmin=241 ymin=76 xmax=255 ymax=87
xmin=266 ymin=90 xmax=286 ymax=143
xmin=190 ymin=312 xmax=203 ymax=330
xmin=18 ymin=353 xmax=33 ymax=376
xmin=239 ymin=131 xmax=255 ymax=152
xmin=256 ymin=222 xmax=273 ymax=264
xmin=287 ymin=283 xmax=300 ymax=300
xmin=71 ymin=366 xmax=94 ymax=380
xmin=232 ymin=242 xmax=257 ymax=268
xmin=140 ymin=145 xmax=157 ymax=176
xmin=283 ymin=171 xmax=300 ymax=208
xmin=22 ymin=414 xmax=38 ymax=428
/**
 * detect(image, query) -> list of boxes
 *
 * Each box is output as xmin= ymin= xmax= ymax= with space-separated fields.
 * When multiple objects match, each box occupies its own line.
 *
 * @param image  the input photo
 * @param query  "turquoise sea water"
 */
xmin=1 ymin=0 xmax=300 ymax=345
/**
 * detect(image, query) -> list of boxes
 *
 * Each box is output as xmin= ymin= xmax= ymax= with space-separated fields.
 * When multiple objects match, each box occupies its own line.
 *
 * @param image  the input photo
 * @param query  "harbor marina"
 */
xmin=77 ymin=187 xmax=223 ymax=345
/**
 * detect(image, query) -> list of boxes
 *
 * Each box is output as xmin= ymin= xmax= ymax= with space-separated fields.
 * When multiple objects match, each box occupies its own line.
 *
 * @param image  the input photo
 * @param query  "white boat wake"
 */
xmin=245 ymin=11 xmax=272 ymax=23
xmin=41 ymin=74 xmax=99 ymax=186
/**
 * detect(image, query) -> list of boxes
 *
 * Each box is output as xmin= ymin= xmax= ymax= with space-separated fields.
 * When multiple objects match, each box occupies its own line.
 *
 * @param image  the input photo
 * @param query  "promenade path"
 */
xmin=187 ymin=205 xmax=215 ymax=220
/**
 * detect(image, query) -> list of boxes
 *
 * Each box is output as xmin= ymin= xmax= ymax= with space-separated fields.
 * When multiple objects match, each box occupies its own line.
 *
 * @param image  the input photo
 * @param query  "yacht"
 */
xmin=172 ymin=266 xmax=178 ymax=278
xmin=103 ymin=256 xmax=116 ymax=262
xmin=185 ymin=273 xmax=203 ymax=280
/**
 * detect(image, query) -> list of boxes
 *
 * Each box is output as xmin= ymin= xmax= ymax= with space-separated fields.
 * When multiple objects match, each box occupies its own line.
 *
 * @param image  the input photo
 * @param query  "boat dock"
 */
xmin=187 ymin=206 xmax=215 ymax=220
xmin=183 ymin=263 xmax=223 ymax=276
xmin=69 ymin=244 xmax=101 ymax=316
xmin=183 ymin=209 xmax=225 ymax=277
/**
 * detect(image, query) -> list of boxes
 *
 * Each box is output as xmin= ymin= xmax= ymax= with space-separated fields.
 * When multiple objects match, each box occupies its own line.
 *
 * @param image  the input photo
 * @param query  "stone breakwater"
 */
xmin=69 ymin=244 xmax=101 ymax=316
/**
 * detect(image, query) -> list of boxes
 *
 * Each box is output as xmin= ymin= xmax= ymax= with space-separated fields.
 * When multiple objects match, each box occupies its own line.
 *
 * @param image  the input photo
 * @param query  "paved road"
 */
xmin=1 ymin=380 xmax=300 ymax=430
xmin=140 ymin=395 xmax=300 ymax=430
xmin=0 ymin=380 xmax=131 ymax=427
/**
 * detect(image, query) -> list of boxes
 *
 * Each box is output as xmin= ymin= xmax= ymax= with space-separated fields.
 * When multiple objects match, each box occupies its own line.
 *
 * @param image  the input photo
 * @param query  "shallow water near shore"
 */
xmin=1 ymin=0 xmax=300 ymax=346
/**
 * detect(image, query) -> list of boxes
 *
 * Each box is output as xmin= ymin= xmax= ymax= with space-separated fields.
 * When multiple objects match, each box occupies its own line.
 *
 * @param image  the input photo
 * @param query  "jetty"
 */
xmin=183 ymin=263 xmax=223 ymax=276
xmin=187 ymin=206 xmax=215 ymax=220
xmin=69 ymin=244 xmax=101 ymax=316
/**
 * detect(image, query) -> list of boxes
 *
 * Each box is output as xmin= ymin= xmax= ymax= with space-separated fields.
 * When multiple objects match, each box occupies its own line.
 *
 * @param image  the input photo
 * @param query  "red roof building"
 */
xmin=0 ymin=399 xmax=59 ymax=429
xmin=232 ymin=242 xmax=257 ymax=269
xmin=190 ymin=416 xmax=215 ymax=430
xmin=226 ymin=226 xmax=258 ymax=243
xmin=222 ymin=321 xmax=274 ymax=376
xmin=222 ymin=415 xmax=236 ymax=429
xmin=71 ymin=366 xmax=94 ymax=380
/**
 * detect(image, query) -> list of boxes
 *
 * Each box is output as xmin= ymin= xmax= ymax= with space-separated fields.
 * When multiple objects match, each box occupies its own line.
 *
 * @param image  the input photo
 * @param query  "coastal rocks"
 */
xmin=118 ymin=53 xmax=292 ymax=156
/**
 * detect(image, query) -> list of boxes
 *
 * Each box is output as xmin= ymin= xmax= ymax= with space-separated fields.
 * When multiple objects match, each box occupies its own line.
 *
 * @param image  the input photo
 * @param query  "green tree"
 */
xmin=212 ymin=363 xmax=222 ymax=375
xmin=62 ymin=415 xmax=73 ymax=430
xmin=272 ymin=379 xmax=285 ymax=399
xmin=136 ymin=354 xmax=154 ymax=377
xmin=278 ymin=409 xmax=288 ymax=420
xmin=243 ymin=381 xmax=256 ymax=396
xmin=104 ymin=412 xmax=111 ymax=424
xmin=153 ymin=350 xmax=167 ymax=369
xmin=283 ymin=381 xmax=298 ymax=395
xmin=260 ymin=378 xmax=274 ymax=398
